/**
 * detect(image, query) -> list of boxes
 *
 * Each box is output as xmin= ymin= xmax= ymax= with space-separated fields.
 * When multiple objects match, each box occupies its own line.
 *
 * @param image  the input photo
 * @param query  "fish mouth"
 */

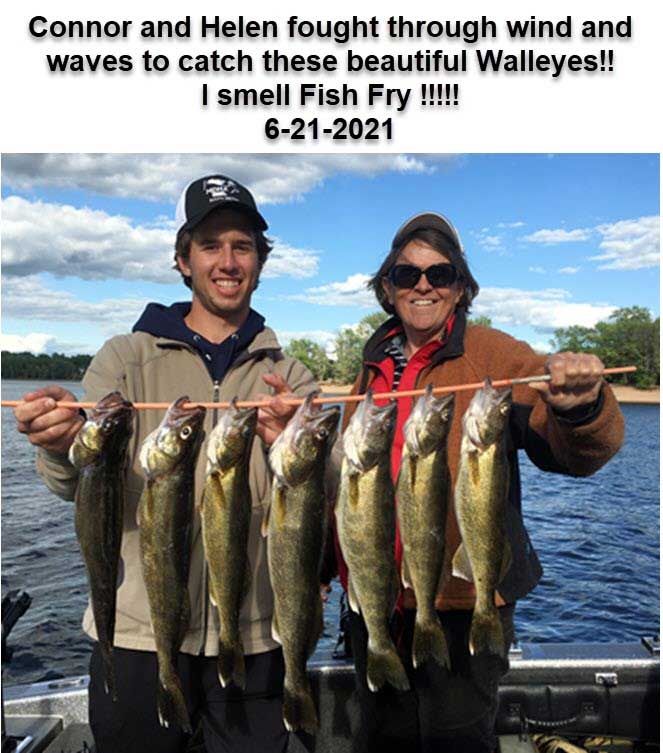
xmin=365 ymin=397 xmax=397 ymax=434
xmin=163 ymin=395 xmax=206 ymax=436
xmin=228 ymin=396 xmax=258 ymax=427
xmin=89 ymin=391 xmax=134 ymax=421
xmin=307 ymin=404 xmax=341 ymax=437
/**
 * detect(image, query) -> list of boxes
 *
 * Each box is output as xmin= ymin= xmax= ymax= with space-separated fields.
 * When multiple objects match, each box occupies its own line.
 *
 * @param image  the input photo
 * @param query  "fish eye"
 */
xmin=499 ymin=403 xmax=509 ymax=415
xmin=316 ymin=428 xmax=328 ymax=440
xmin=180 ymin=425 xmax=193 ymax=440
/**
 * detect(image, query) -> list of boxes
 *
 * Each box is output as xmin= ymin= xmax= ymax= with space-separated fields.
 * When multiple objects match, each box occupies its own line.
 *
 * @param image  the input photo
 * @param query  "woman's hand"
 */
xmin=529 ymin=352 xmax=604 ymax=413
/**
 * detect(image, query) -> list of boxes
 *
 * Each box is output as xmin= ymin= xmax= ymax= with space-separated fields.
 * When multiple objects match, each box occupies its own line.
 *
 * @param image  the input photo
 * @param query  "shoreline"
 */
xmin=319 ymin=383 xmax=660 ymax=405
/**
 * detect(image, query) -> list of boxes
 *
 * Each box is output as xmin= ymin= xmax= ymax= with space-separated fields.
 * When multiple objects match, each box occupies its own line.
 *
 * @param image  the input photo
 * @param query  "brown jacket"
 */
xmin=333 ymin=312 xmax=625 ymax=610
xmin=36 ymin=326 xmax=316 ymax=655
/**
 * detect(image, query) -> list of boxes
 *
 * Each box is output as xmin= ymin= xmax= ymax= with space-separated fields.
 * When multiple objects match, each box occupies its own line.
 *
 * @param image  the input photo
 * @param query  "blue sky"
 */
xmin=1 ymin=153 xmax=659 ymax=357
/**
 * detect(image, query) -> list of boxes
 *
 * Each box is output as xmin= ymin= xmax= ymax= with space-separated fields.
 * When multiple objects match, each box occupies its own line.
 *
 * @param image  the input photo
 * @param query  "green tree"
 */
xmin=332 ymin=311 xmax=389 ymax=384
xmin=593 ymin=307 xmax=659 ymax=388
xmin=1 ymin=351 xmax=92 ymax=380
xmin=468 ymin=315 xmax=492 ymax=328
xmin=547 ymin=306 xmax=659 ymax=388
xmin=550 ymin=325 xmax=597 ymax=353
xmin=283 ymin=338 xmax=333 ymax=381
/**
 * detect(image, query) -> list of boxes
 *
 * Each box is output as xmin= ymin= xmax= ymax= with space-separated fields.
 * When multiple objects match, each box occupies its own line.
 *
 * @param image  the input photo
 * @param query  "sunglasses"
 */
xmin=387 ymin=263 xmax=459 ymax=289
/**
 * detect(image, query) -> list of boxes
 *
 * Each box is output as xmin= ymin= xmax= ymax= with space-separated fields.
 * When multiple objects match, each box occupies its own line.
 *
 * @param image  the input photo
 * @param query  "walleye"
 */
xmin=453 ymin=378 xmax=512 ymax=658
xmin=336 ymin=389 xmax=409 ymax=693
xmin=397 ymin=385 xmax=454 ymax=669
xmin=70 ymin=391 xmax=135 ymax=701
xmin=267 ymin=393 xmax=340 ymax=734
xmin=201 ymin=398 xmax=257 ymax=690
xmin=138 ymin=396 xmax=206 ymax=732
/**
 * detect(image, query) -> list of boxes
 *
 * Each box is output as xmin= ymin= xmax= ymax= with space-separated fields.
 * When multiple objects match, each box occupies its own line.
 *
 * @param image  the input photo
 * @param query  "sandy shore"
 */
xmin=320 ymin=383 xmax=659 ymax=404
xmin=610 ymin=385 xmax=659 ymax=404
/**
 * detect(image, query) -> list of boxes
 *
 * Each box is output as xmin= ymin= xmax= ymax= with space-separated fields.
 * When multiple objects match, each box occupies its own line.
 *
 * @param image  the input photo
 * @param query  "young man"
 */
xmin=14 ymin=175 xmax=316 ymax=753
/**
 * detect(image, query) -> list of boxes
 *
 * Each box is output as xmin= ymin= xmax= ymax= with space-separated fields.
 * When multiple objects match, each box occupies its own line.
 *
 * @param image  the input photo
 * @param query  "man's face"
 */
xmin=177 ymin=209 xmax=261 ymax=321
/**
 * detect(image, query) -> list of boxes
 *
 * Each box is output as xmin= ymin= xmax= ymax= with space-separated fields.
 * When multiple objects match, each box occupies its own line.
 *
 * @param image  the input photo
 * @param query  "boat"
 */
xmin=3 ymin=638 xmax=659 ymax=752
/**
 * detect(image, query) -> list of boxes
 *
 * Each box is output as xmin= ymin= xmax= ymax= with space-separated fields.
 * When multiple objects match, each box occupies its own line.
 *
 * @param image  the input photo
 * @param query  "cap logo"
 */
xmin=202 ymin=178 xmax=241 ymax=204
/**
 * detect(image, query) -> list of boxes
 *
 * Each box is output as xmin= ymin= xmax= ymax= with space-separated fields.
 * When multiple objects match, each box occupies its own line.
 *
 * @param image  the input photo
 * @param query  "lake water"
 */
xmin=1 ymin=379 xmax=660 ymax=686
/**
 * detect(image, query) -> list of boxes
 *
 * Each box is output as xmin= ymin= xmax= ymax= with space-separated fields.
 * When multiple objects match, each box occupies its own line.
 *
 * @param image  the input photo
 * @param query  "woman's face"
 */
xmin=381 ymin=239 xmax=463 ymax=345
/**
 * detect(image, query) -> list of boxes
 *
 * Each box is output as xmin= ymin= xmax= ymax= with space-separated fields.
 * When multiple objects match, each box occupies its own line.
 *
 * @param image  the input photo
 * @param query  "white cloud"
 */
xmin=497 ymin=221 xmax=525 ymax=229
xmin=2 ymin=154 xmax=458 ymax=205
xmin=2 ymin=196 xmax=319 ymax=282
xmin=263 ymin=239 xmax=319 ymax=279
xmin=1 ymin=276 xmax=146 ymax=334
xmin=479 ymin=234 xmax=502 ymax=249
xmin=286 ymin=273 xmax=376 ymax=308
xmin=523 ymin=228 xmax=591 ymax=244
xmin=529 ymin=266 xmax=547 ymax=274
xmin=531 ymin=340 xmax=553 ymax=354
xmin=275 ymin=330 xmax=337 ymax=349
xmin=558 ymin=266 xmax=580 ymax=275
xmin=0 ymin=332 xmax=90 ymax=355
xmin=472 ymin=287 xmax=615 ymax=332
xmin=590 ymin=215 xmax=659 ymax=270
xmin=1 ymin=332 xmax=56 ymax=354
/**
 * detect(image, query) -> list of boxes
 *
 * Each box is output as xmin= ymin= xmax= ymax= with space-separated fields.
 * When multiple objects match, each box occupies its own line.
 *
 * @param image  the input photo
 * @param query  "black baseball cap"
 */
xmin=392 ymin=212 xmax=464 ymax=253
xmin=175 ymin=174 xmax=268 ymax=236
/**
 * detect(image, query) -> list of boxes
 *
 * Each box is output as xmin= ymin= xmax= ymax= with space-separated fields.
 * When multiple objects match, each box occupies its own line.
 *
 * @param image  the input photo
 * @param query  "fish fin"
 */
xmin=401 ymin=557 xmax=412 ymax=591
xmin=202 ymin=472 xmax=224 ymax=514
xmin=366 ymin=640 xmax=410 ymax=693
xmin=412 ymin=613 xmax=450 ymax=670
xmin=347 ymin=576 xmax=360 ymax=614
xmin=283 ymin=678 xmax=318 ymax=734
xmin=409 ymin=455 xmax=417 ymax=493
xmin=348 ymin=473 xmax=359 ymax=509
xmin=218 ymin=639 xmax=246 ymax=690
xmin=136 ymin=482 xmax=154 ymax=529
xmin=100 ymin=644 xmax=118 ymax=702
xmin=469 ymin=607 xmax=505 ymax=658
xmin=260 ymin=503 xmax=270 ymax=537
xmin=271 ymin=613 xmax=282 ymax=645
xmin=451 ymin=543 xmax=474 ymax=583
xmin=273 ymin=485 xmax=287 ymax=528
xmin=157 ymin=670 xmax=192 ymax=734
xmin=499 ymin=540 xmax=512 ymax=583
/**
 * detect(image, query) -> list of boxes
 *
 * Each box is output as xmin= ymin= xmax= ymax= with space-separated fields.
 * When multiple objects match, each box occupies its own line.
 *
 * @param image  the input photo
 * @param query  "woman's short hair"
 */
xmin=367 ymin=227 xmax=479 ymax=315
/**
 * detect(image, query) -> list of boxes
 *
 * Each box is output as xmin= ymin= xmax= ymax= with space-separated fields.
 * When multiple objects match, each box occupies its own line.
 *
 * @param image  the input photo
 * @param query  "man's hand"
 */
xmin=14 ymin=385 xmax=83 ymax=456
xmin=529 ymin=352 xmax=604 ymax=413
xmin=255 ymin=373 xmax=298 ymax=447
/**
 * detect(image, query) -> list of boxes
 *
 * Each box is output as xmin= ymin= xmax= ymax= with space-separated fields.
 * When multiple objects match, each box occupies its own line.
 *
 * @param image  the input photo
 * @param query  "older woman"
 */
xmin=331 ymin=212 xmax=624 ymax=753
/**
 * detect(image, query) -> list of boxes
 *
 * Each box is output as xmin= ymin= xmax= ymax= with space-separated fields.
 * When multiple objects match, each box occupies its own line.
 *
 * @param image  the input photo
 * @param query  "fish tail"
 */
xmin=100 ymin=642 xmax=118 ymax=701
xmin=283 ymin=678 xmax=318 ymax=735
xmin=157 ymin=669 xmax=192 ymax=734
xmin=218 ymin=638 xmax=246 ymax=690
xmin=412 ymin=613 xmax=450 ymax=670
xmin=469 ymin=608 xmax=505 ymax=658
xmin=366 ymin=640 xmax=410 ymax=693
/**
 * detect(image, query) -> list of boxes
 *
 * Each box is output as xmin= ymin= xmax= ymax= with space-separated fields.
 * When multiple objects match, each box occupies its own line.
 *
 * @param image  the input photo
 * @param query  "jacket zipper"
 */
xmin=199 ymin=379 xmax=221 ymax=655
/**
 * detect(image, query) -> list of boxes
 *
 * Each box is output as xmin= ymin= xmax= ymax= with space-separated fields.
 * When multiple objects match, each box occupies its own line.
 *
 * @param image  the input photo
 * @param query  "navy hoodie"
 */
xmin=132 ymin=302 xmax=266 ymax=383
